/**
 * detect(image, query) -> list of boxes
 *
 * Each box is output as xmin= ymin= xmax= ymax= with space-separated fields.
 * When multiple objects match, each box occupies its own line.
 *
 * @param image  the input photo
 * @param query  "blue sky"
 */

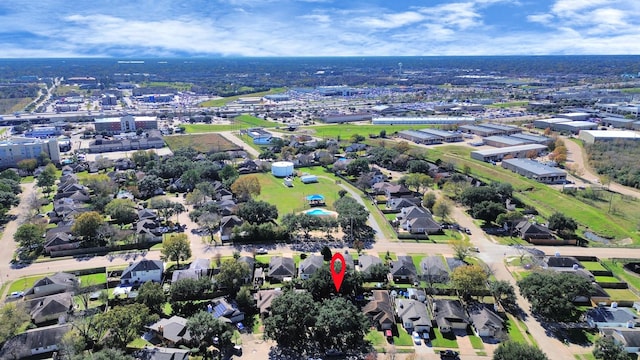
xmin=1 ymin=0 xmax=639 ymax=57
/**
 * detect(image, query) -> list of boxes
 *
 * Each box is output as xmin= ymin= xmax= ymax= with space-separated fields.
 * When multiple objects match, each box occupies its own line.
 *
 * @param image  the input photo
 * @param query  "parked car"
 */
xmin=412 ymin=331 xmax=421 ymax=345
xmin=256 ymin=247 xmax=268 ymax=255
xmin=9 ymin=291 xmax=24 ymax=299
xmin=440 ymin=350 xmax=460 ymax=359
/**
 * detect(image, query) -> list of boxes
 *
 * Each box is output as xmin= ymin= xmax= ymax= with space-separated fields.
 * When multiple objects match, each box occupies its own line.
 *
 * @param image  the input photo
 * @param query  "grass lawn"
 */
xmin=468 ymin=335 xmax=485 ymax=349
xmin=581 ymin=261 xmax=608 ymax=272
xmin=255 ymin=254 xmax=274 ymax=264
xmin=309 ymin=124 xmax=425 ymax=140
xmin=487 ymin=101 xmax=529 ymax=108
xmin=393 ymin=324 xmax=415 ymax=346
xmin=78 ymin=273 xmax=107 ymax=286
xmin=8 ymin=274 xmax=52 ymax=294
xmin=379 ymin=252 xmax=397 ymax=261
xmin=253 ymin=172 xmax=341 ymax=219
xmin=164 ymin=133 xmax=239 ymax=153
xmin=163 ymin=302 xmax=172 ymax=316
xmin=431 ymin=328 xmax=458 ymax=348
xmin=408 ymin=254 xmax=426 ymax=275
xmin=251 ymin=314 xmax=263 ymax=334
xmin=602 ymin=260 xmax=640 ymax=291
xmin=505 ymin=316 xmax=528 ymax=344
xmin=198 ymin=88 xmax=286 ymax=107
xmin=594 ymin=276 xmax=620 ymax=283
xmin=605 ymin=288 xmax=640 ymax=302
xmin=128 ymin=336 xmax=152 ymax=349
xmin=365 ymin=329 xmax=386 ymax=346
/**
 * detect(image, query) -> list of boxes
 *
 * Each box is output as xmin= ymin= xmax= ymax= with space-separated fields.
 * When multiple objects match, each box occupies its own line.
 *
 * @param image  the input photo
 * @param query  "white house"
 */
xmin=396 ymin=299 xmax=432 ymax=333
xmin=120 ymin=259 xmax=164 ymax=285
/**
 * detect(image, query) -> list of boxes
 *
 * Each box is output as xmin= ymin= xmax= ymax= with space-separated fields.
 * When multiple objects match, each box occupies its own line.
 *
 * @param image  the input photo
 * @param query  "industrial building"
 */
xmin=477 ymin=123 xmax=521 ymax=135
xmin=372 ymin=117 xmax=475 ymax=125
xmin=551 ymin=121 xmax=598 ymax=134
xmin=321 ymin=113 xmax=372 ymax=123
xmin=501 ymin=158 xmax=567 ymax=184
xmin=458 ymin=125 xmax=502 ymax=137
xmin=88 ymin=132 xmax=164 ymax=153
xmin=483 ymin=136 xmax=528 ymax=148
xmin=601 ymin=117 xmax=635 ymax=129
xmin=533 ymin=118 xmax=569 ymax=129
xmin=397 ymin=130 xmax=441 ymax=145
xmin=579 ymin=130 xmax=640 ymax=144
xmin=94 ymin=115 xmax=158 ymax=135
xmin=557 ymin=112 xmax=591 ymax=121
xmin=416 ymin=129 xmax=463 ymax=142
xmin=470 ymin=144 xmax=547 ymax=162
xmin=0 ymin=137 xmax=60 ymax=168
xmin=509 ymin=133 xmax=553 ymax=145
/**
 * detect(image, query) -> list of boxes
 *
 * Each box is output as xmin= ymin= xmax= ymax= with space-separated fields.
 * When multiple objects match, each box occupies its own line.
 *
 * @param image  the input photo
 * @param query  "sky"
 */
xmin=1 ymin=0 xmax=639 ymax=57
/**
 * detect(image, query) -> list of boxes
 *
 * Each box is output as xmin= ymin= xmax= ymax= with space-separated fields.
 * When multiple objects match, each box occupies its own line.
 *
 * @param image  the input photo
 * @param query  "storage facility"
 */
xmin=557 ymin=112 xmax=591 ymax=121
xmin=372 ymin=117 xmax=476 ymax=125
xmin=601 ymin=117 xmax=635 ymax=129
xmin=509 ymin=133 xmax=553 ymax=145
xmin=470 ymin=144 xmax=547 ymax=162
xmin=551 ymin=121 xmax=598 ymax=134
xmin=477 ymin=123 xmax=521 ymax=135
xmin=458 ymin=125 xmax=502 ymax=137
xmin=321 ymin=113 xmax=372 ymax=123
xmin=397 ymin=130 xmax=441 ymax=145
xmin=533 ymin=118 xmax=570 ymax=129
xmin=579 ymin=130 xmax=640 ymax=144
xmin=483 ymin=136 xmax=528 ymax=148
xmin=501 ymin=158 xmax=567 ymax=184
xmin=416 ymin=129 xmax=463 ymax=142
xmin=300 ymin=175 xmax=318 ymax=184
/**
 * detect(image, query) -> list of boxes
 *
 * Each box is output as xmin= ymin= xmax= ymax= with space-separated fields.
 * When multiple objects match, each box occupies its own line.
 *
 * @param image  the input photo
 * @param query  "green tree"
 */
xmin=131 ymin=150 xmax=153 ymax=168
xmin=196 ymin=212 xmax=220 ymax=244
xmin=17 ymin=158 xmax=37 ymax=174
xmin=14 ymin=223 xmax=46 ymax=252
xmin=459 ymin=186 xmax=501 ymax=207
xmin=75 ymin=348 xmax=133 ymax=360
xmin=36 ymin=163 xmax=57 ymax=196
xmin=0 ymin=303 xmax=30 ymax=345
xmin=345 ymin=158 xmax=370 ymax=177
xmin=187 ymin=310 xmax=233 ymax=349
xmin=489 ymin=280 xmax=517 ymax=312
xmin=350 ymin=134 xmax=365 ymax=143
xmin=237 ymin=199 xmax=278 ymax=225
xmin=305 ymin=264 xmax=363 ymax=301
xmin=219 ymin=164 xmax=239 ymax=187
xmin=315 ymin=297 xmax=370 ymax=352
xmin=104 ymin=198 xmax=137 ymax=226
xmin=593 ymin=336 xmax=632 ymax=360
xmin=450 ymin=239 xmax=471 ymax=262
xmin=230 ymin=175 xmax=261 ymax=201
xmin=94 ymin=303 xmax=158 ymax=349
xmin=365 ymin=263 xmax=390 ymax=282
xmin=471 ymin=201 xmax=505 ymax=224
xmin=451 ymin=264 xmax=489 ymax=299
xmin=72 ymin=211 xmax=105 ymax=241
xmin=137 ymin=174 xmax=165 ymax=199
xmin=517 ymin=271 xmax=593 ymax=321
xmin=422 ymin=192 xmax=437 ymax=211
xmin=433 ymin=198 xmax=452 ymax=219
xmin=215 ymin=259 xmax=251 ymax=295
xmin=161 ymin=233 xmax=192 ymax=269
xmin=404 ymin=173 xmax=432 ymax=193
xmin=321 ymin=246 xmax=332 ymax=261
xmin=170 ymin=277 xmax=213 ymax=302
xmin=548 ymin=212 xmax=578 ymax=238
xmin=493 ymin=341 xmax=549 ymax=360
xmin=136 ymin=281 xmax=166 ymax=314
xmin=264 ymin=290 xmax=318 ymax=352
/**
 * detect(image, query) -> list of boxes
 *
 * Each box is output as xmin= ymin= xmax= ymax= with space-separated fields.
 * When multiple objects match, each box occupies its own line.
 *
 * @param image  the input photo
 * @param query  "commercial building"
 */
xmin=477 ymin=123 xmax=521 ymax=135
xmin=372 ymin=117 xmax=475 ymax=125
xmin=94 ymin=115 xmax=158 ymax=135
xmin=24 ymin=126 xmax=61 ymax=139
xmin=533 ymin=118 xmax=570 ymax=129
xmin=458 ymin=125 xmax=502 ymax=137
xmin=0 ymin=137 xmax=60 ymax=168
xmin=88 ymin=132 xmax=164 ymax=153
xmin=483 ymin=136 xmax=528 ymax=148
xmin=321 ymin=113 xmax=372 ymax=123
xmin=509 ymin=133 xmax=553 ymax=145
xmin=397 ymin=130 xmax=441 ymax=145
xmin=552 ymin=121 xmax=598 ymax=134
xmin=579 ymin=130 xmax=640 ymax=144
xmin=557 ymin=112 xmax=591 ymax=121
xmin=501 ymin=158 xmax=567 ymax=184
xmin=416 ymin=129 xmax=463 ymax=142
xmin=601 ymin=117 xmax=635 ymax=129
xmin=470 ymin=144 xmax=547 ymax=162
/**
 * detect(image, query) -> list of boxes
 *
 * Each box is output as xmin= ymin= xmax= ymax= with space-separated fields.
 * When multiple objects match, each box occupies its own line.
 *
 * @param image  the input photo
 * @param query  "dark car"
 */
xmin=440 ymin=350 xmax=460 ymax=359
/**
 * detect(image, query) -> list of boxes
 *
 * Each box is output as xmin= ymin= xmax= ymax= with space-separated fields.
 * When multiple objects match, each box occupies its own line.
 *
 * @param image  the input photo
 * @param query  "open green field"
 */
xmin=253 ymin=171 xmax=342 ymax=219
xmin=424 ymin=145 xmax=640 ymax=244
xmin=621 ymin=88 xmax=640 ymax=94
xmin=0 ymin=97 xmax=33 ymax=114
xmin=487 ymin=101 xmax=529 ymax=108
xmin=605 ymin=288 xmax=639 ymax=302
xmin=54 ymin=85 xmax=80 ymax=96
xmin=140 ymin=81 xmax=193 ymax=91
xmin=198 ymin=88 xmax=286 ymax=107
xmin=308 ymin=124 xmax=422 ymax=140
xmin=182 ymin=115 xmax=278 ymax=133
xmin=164 ymin=133 xmax=239 ymax=153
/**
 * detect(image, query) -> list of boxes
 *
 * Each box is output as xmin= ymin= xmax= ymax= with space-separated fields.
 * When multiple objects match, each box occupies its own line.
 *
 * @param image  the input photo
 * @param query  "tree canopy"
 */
xmin=230 ymin=175 xmax=261 ymax=201
xmin=592 ymin=336 xmax=632 ymax=360
xmin=136 ymin=281 xmax=166 ymax=314
xmin=237 ymin=199 xmax=278 ymax=225
xmin=161 ymin=233 xmax=192 ymax=268
xmin=72 ymin=211 xmax=105 ymax=241
xmin=94 ymin=303 xmax=159 ymax=349
xmin=493 ymin=341 xmax=549 ymax=360
xmin=215 ymin=259 xmax=251 ymax=295
xmin=451 ymin=264 xmax=489 ymax=299
xmin=104 ymin=198 xmax=137 ymax=226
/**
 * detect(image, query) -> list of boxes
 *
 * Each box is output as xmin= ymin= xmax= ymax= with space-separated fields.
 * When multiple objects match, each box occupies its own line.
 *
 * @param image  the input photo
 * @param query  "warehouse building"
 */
xmin=397 ymin=130 xmax=441 ymax=145
xmin=0 ymin=137 xmax=60 ymax=168
xmin=501 ymin=158 xmax=567 ymax=184
xmin=321 ymin=113 xmax=372 ymax=123
xmin=372 ymin=117 xmax=476 ymax=125
xmin=509 ymin=133 xmax=553 ymax=145
xmin=483 ymin=136 xmax=528 ymax=148
xmin=533 ymin=118 xmax=570 ymax=129
xmin=416 ymin=129 xmax=463 ymax=142
xmin=94 ymin=115 xmax=158 ymax=135
xmin=601 ymin=117 xmax=635 ymax=129
xmin=478 ymin=123 xmax=521 ymax=135
xmin=470 ymin=144 xmax=547 ymax=162
xmin=551 ymin=121 xmax=598 ymax=134
xmin=579 ymin=130 xmax=640 ymax=144
xmin=557 ymin=112 xmax=591 ymax=121
xmin=458 ymin=125 xmax=502 ymax=137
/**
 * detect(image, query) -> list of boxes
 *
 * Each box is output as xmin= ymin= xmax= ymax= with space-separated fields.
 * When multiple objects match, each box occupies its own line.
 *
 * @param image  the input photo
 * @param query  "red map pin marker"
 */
xmin=330 ymin=253 xmax=346 ymax=292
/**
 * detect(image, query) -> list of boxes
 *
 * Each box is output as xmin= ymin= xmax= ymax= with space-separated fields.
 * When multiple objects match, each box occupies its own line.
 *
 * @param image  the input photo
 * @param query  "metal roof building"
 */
xmin=551 ymin=121 xmax=598 ymax=134
xmin=372 ymin=117 xmax=476 ymax=125
xmin=533 ymin=118 xmax=570 ymax=129
xmin=601 ymin=117 xmax=635 ymax=129
xmin=416 ymin=129 xmax=463 ymax=142
xmin=397 ymin=130 xmax=441 ymax=145
xmin=459 ymin=125 xmax=502 ymax=137
xmin=470 ymin=144 xmax=547 ymax=162
xmin=509 ymin=133 xmax=553 ymax=145
xmin=579 ymin=130 xmax=640 ymax=144
xmin=483 ymin=135 xmax=528 ymax=148
xmin=501 ymin=158 xmax=567 ymax=184
xmin=477 ymin=123 xmax=521 ymax=135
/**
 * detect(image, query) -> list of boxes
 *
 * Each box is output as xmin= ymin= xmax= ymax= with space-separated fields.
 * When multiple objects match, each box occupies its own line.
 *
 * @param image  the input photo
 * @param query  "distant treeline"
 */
xmin=0 ymin=84 xmax=39 ymax=99
xmin=586 ymin=140 xmax=640 ymax=188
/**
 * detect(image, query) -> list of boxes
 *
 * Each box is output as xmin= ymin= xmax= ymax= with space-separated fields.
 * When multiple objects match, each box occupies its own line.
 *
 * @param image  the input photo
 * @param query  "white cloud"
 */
xmin=358 ymin=11 xmax=425 ymax=29
xmin=527 ymin=13 xmax=553 ymax=25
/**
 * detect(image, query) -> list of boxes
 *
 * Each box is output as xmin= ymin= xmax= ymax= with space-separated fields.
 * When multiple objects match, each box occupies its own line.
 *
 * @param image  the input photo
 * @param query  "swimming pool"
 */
xmin=306 ymin=208 xmax=334 ymax=216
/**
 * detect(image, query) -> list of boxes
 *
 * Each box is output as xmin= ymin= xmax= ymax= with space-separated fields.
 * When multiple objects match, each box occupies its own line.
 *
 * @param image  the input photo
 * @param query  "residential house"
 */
xmin=238 ymin=256 xmax=255 ymax=284
xmin=587 ymin=306 xmax=639 ymax=328
xmin=384 ymin=184 xmax=413 ymax=199
xmin=371 ymin=182 xmax=394 ymax=195
xmin=345 ymin=143 xmax=367 ymax=153
xmin=217 ymin=199 xmax=238 ymax=216
xmin=24 ymin=272 xmax=78 ymax=299
xmin=114 ymin=158 xmax=135 ymax=170
xmin=220 ymin=215 xmax=243 ymax=242
xmin=544 ymin=255 xmax=583 ymax=269
xmin=432 ymin=299 xmax=470 ymax=333
xmin=421 ymin=256 xmax=451 ymax=284
xmin=121 ymin=259 xmax=164 ymax=285
xmin=136 ymin=219 xmax=162 ymax=242
xmin=363 ymin=290 xmax=396 ymax=331
xmin=514 ymin=221 xmax=554 ymax=241
xmin=137 ymin=208 xmax=158 ymax=221
xmin=342 ymin=252 xmax=355 ymax=269
xmin=134 ymin=347 xmax=190 ymax=360
xmin=299 ymin=255 xmax=324 ymax=280
xmin=396 ymin=299 xmax=432 ymax=333
xmin=209 ymin=298 xmax=244 ymax=323
xmin=0 ymin=324 xmax=71 ymax=359
xmin=43 ymin=228 xmax=78 ymax=254
xmin=26 ymin=293 xmax=73 ymax=325
xmin=405 ymin=217 xmax=442 ymax=234
xmin=358 ymin=255 xmax=383 ymax=280
xmin=600 ymin=328 xmax=640 ymax=354
xmin=386 ymin=197 xmax=421 ymax=212
xmin=171 ymin=259 xmax=210 ymax=283
xmin=146 ymin=316 xmax=192 ymax=346
xmin=255 ymin=289 xmax=283 ymax=317
xmin=468 ymin=304 xmax=505 ymax=338
xmin=268 ymin=257 xmax=296 ymax=282
xmin=390 ymin=256 xmax=418 ymax=283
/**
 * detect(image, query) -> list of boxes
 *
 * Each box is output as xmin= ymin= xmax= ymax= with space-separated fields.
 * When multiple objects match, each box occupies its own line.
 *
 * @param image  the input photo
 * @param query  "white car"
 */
xmin=9 ymin=291 xmax=24 ymax=299
xmin=412 ymin=331 xmax=421 ymax=345
xmin=256 ymin=248 xmax=268 ymax=255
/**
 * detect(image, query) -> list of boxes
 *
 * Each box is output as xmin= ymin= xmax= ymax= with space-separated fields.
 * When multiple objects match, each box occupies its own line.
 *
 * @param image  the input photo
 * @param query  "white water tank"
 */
xmin=271 ymin=161 xmax=294 ymax=177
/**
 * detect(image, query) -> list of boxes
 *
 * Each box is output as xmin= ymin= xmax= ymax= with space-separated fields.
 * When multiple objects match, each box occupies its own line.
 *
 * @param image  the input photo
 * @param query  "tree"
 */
xmin=450 ymin=264 xmax=489 ymax=299
xmin=136 ymin=281 xmax=166 ymax=314
xmin=593 ymin=336 xmax=632 ymax=360
xmin=264 ymin=290 xmax=318 ymax=352
xmin=219 ymin=164 xmax=239 ymax=187
xmin=345 ymin=158 xmax=370 ymax=177
xmin=321 ymin=246 xmax=332 ymax=261
xmin=433 ymin=198 xmax=451 ymax=219
xmin=305 ymin=264 xmax=364 ymax=301
xmin=315 ymin=297 xmax=370 ymax=352
xmin=161 ymin=233 xmax=191 ymax=269
xmin=231 ymin=175 xmax=261 ymax=201
xmin=517 ymin=271 xmax=593 ymax=321
xmin=471 ymin=201 xmax=505 ymax=224
xmin=196 ymin=212 xmax=220 ymax=244
xmin=187 ymin=310 xmax=233 ymax=349
xmin=493 ymin=341 xmax=549 ymax=360
xmin=17 ymin=159 xmax=37 ymax=174
xmin=131 ymin=150 xmax=153 ymax=168
xmin=137 ymin=174 xmax=165 ymax=199
xmin=0 ymin=303 xmax=30 ymax=345
xmin=422 ymin=192 xmax=437 ymax=211
xmin=450 ymin=239 xmax=471 ymax=262
xmin=170 ymin=277 xmax=213 ymax=302
xmin=350 ymin=133 xmax=365 ymax=143
xmin=459 ymin=186 xmax=501 ymax=207
xmin=104 ymin=198 xmax=137 ymax=226
xmin=364 ymin=262 xmax=389 ymax=282
xmin=75 ymin=348 xmax=133 ymax=360
xmin=489 ymin=280 xmax=517 ymax=312
xmin=237 ymin=199 xmax=278 ymax=225
xmin=215 ymin=259 xmax=251 ymax=295
xmin=548 ymin=212 xmax=578 ymax=238
xmin=14 ymin=223 xmax=46 ymax=252
xmin=72 ymin=211 xmax=105 ymax=241
xmin=58 ymin=328 xmax=86 ymax=360
xmin=404 ymin=173 xmax=432 ymax=193
xmin=36 ymin=163 xmax=57 ymax=196
xmin=94 ymin=303 xmax=158 ymax=349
